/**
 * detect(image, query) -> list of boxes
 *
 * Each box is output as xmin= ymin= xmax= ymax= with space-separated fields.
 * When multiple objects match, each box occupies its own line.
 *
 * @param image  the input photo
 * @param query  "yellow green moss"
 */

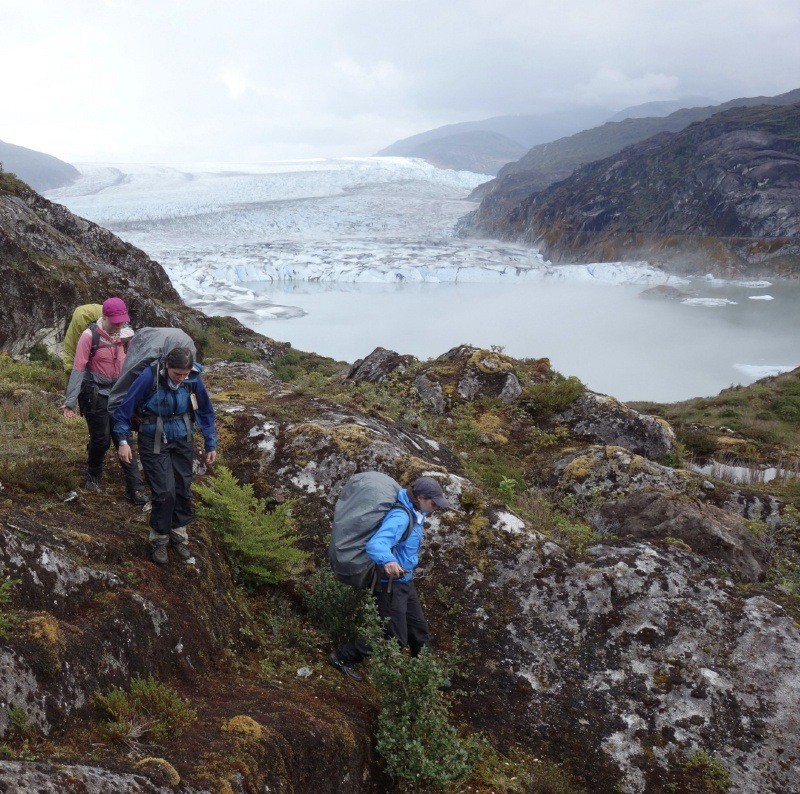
xmin=475 ymin=412 xmax=509 ymax=444
xmin=562 ymin=454 xmax=595 ymax=482
xmin=21 ymin=614 xmax=64 ymax=674
xmin=134 ymin=757 xmax=180 ymax=787
xmin=468 ymin=350 xmax=515 ymax=375
xmin=222 ymin=715 xmax=264 ymax=740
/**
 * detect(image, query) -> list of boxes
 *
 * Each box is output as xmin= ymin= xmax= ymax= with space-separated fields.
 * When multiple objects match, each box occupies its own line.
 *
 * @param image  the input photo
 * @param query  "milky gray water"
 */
xmin=244 ymin=278 xmax=800 ymax=403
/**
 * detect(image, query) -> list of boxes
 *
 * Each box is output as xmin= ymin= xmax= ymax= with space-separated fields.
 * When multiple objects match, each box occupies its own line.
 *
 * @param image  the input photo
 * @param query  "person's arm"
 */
xmin=194 ymin=377 xmax=217 ymax=463
xmin=366 ymin=509 xmax=412 ymax=569
xmin=62 ymin=332 xmax=92 ymax=416
xmin=113 ymin=366 xmax=153 ymax=443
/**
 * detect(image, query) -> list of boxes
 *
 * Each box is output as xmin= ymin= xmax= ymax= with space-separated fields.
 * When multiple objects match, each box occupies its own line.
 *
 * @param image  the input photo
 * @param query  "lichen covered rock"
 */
xmin=561 ymin=392 xmax=677 ymax=459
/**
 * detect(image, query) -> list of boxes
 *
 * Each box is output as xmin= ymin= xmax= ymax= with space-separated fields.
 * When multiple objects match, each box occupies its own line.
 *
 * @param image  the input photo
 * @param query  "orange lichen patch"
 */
xmin=468 ymin=350 xmax=516 ymax=375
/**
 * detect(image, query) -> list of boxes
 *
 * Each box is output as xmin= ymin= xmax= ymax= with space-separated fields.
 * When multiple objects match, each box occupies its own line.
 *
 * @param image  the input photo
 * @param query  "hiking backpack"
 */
xmin=329 ymin=471 xmax=416 ymax=589
xmin=107 ymin=327 xmax=197 ymax=415
xmin=62 ymin=304 xmax=102 ymax=372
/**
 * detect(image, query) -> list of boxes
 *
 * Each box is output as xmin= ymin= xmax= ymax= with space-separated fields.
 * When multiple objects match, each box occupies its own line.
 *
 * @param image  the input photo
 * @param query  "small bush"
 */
xmin=672 ymin=750 xmax=731 ymax=792
xmin=27 ymin=344 xmax=61 ymax=369
xmin=303 ymin=567 xmax=370 ymax=644
xmin=523 ymin=375 xmax=585 ymax=417
xmin=362 ymin=604 xmax=473 ymax=788
xmin=195 ymin=466 xmax=306 ymax=587
xmin=94 ymin=675 xmax=196 ymax=745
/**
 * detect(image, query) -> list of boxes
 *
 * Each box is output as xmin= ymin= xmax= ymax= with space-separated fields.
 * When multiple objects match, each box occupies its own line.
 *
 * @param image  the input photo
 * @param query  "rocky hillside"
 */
xmin=464 ymin=87 xmax=800 ymax=236
xmin=0 ymin=182 xmax=799 ymax=791
xmin=0 ymin=170 xmax=275 ymax=361
xmin=0 ymin=140 xmax=80 ymax=192
xmin=462 ymin=102 xmax=800 ymax=276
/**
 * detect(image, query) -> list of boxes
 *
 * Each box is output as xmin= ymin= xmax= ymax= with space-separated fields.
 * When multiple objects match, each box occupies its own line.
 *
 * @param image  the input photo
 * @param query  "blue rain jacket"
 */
xmin=113 ymin=363 xmax=217 ymax=450
xmin=365 ymin=488 xmax=424 ymax=583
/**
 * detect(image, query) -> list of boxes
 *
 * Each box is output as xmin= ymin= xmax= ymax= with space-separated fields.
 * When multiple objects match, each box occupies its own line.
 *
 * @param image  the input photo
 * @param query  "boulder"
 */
xmin=561 ymin=392 xmax=676 ymax=460
xmin=347 ymin=346 xmax=416 ymax=384
xmin=554 ymin=445 xmax=687 ymax=501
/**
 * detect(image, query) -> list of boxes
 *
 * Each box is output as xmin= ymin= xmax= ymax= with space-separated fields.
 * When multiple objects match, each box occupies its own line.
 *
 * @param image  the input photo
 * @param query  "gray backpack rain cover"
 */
xmin=107 ymin=327 xmax=196 ymax=413
xmin=329 ymin=471 xmax=413 ymax=588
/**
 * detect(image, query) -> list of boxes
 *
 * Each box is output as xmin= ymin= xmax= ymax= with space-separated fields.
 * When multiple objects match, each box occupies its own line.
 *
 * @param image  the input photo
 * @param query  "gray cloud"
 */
xmin=1 ymin=0 xmax=799 ymax=162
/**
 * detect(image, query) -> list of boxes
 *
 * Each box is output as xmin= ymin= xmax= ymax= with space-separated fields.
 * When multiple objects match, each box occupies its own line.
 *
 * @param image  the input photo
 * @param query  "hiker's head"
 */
xmin=101 ymin=297 xmax=130 ymax=334
xmin=164 ymin=347 xmax=194 ymax=384
xmin=410 ymin=476 xmax=451 ymax=514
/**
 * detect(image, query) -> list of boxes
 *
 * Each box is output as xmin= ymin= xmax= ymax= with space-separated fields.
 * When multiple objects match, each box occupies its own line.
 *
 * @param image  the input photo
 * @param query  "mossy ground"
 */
xmin=0 ymin=353 xmax=583 ymax=791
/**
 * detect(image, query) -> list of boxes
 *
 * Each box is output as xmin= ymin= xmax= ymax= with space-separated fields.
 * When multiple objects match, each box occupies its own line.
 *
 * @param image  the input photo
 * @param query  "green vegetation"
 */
xmin=302 ymin=567 xmax=370 ymax=644
xmin=0 ymin=571 xmax=17 ymax=638
xmin=195 ymin=465 xmax=306 ymax=587
xmin=631 ymin=369 xmax=800 ymax=454
xmin=668 ymin=749 xmax=731 ymax=792
xmin=515 ymin=490 xmax=601 ymax=554
xmin=522 ymin=374 xmax=585 ymax=417
xmin=0 ymin=457 xmax=76 ymax=495
xmin=193 ymin=316 xmax=259 ymax=363
xmin=272 ymin=347 xmax=344 ymax=383
xmin=94 ymin=675 xmax=196 ymax=745
xmin=362 ymin=604 xmax=474 ymax=788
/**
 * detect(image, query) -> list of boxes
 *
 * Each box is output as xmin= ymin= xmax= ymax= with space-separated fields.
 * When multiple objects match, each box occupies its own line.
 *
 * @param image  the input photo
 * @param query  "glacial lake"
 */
xmin=242 ymin=277 xmax=800 ymax=403
xmin=47 ymin=158 xmax=800 ymax=404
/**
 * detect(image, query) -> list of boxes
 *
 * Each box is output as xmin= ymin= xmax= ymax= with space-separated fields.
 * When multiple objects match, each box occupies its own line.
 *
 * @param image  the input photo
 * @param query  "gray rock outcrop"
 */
xmin=561 ymin=392 xmax=676 ymax=460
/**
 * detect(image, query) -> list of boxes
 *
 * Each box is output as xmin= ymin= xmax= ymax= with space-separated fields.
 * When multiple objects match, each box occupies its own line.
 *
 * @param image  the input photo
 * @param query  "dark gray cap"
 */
xmin=411 ymin=476 xmax=452 ymax=510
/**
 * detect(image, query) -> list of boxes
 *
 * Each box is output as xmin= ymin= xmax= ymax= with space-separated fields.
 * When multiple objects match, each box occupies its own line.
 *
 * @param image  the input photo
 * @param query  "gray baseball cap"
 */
xmin=412 ymin=476 xmax=452 ymax=510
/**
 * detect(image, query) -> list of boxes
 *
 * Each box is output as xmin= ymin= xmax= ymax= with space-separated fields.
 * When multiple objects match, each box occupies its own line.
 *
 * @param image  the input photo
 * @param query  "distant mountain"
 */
xmin=383 ymin=130 xmax=527 ymax=175
xmin=0 ymin=139 xmax=79 ymax=191
xmin=462 ymin=87 xmax=800 ymax=232
xmin=460 ymin=102 xmax=800 ymax=277
xmin=376 ymin=107 xmax=612 ymax=174
xmin=608 ymin=96 xmax=716 ymax=122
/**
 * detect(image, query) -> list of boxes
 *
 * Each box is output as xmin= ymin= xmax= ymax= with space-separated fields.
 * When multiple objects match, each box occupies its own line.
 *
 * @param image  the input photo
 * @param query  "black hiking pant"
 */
xmin=336 ymin=579 xmax=431 ymax=664
xmin=138 ymin=434 xmax=195 ymax=535
xmin=79 ymin=388 xmax=144 ymax=495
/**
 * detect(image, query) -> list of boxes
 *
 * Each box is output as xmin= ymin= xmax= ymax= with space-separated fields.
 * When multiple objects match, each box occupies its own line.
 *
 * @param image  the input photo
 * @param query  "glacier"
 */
xmin=46 ymin=157 xmax=686 ymax=320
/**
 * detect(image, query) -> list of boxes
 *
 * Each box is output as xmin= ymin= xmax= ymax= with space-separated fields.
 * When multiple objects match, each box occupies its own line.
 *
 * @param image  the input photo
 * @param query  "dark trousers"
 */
xmin=138 ymin=434 xmax=195 ymax=535
xmin=80 ymin=390 xmax=144 ymax=495
xmin=336 ymin=579 xmax=431 ymax=664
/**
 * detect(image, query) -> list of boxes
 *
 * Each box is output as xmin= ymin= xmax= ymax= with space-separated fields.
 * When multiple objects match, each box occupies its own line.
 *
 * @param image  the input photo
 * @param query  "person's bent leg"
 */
xmin=112 ymin=433 xmax=146 ymax=502
xmin=376 ymin=581 xmax=411 ymax=648
xmin=170 ymin=438 xmax=195 ymax=530
xmin=83 ymin=404 xmax=111 ymax=485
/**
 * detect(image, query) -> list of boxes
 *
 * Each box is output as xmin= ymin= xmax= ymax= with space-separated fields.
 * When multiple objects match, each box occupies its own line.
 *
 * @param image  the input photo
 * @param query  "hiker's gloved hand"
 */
xmin=61 ymin=406 xmax=76 ymax=420
xmin=384 ymin=561 xmax=405 ymax=578
xmin=118 ymin=444 xmax=133 ymax=464
xmin=205 ymin=450 xmax=217 ymax=465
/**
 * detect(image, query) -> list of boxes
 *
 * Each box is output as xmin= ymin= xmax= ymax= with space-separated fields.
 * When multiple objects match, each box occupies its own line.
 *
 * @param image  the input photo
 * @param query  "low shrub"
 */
xmin=523 ymin=375 xmax=585 ymax=417
xmin=195 ymin=466 xmax=306 ymax=587
xmin=361 ymin=603 xmax=473 ymax=788
xmin=302 ymin=567 xmax=370 ymax=644
xmin=94 ymin=676 xmax=196 ymax=745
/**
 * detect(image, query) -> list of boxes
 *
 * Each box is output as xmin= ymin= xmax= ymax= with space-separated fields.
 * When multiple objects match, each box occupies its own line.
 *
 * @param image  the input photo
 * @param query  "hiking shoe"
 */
xmin=151 ymin=543 xmax=169 ymax=565
xmin=84 ymin=475 xmax=102 ymax=493
xmin=328 ymin=652 xmax=363 ymax=682
xmin=127 ymin=490 xmax=149 ymax=506
xmin=172 ymin=540 xmax=192 ymax=562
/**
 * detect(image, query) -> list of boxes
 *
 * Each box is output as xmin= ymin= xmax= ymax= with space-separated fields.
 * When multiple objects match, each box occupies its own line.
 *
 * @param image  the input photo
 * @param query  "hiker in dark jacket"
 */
xmin=329 ymin=476 xmax=451 ymax=681
xmin=61 ymin=297 xmax=147 ymax=503
xmin=113 ymin=347 xmax=217 ymax=565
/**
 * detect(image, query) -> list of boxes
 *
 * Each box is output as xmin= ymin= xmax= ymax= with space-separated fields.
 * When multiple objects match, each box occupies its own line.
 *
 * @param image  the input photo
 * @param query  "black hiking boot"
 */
xmin=328 ymin=652 xmax=363 ymax=682
xmin=172 ymin=540 xmax=192 ymax=562
xmin=127 ymin=490 xmax=149 ymax=506
xmin=84 ymin=475 xmax=102 ymax=493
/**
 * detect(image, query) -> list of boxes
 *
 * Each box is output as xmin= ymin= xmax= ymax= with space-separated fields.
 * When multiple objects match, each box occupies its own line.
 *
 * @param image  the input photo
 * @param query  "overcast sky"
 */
xmin=2 ymin=0 xmax=799 ymax=163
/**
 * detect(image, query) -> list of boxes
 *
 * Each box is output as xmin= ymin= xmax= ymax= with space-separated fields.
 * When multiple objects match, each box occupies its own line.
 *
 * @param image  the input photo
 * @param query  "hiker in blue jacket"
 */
xmin=329 ymin=476 xmax=451 ymax=681
xmin=113 ymin=347 xmax=217 ymax=565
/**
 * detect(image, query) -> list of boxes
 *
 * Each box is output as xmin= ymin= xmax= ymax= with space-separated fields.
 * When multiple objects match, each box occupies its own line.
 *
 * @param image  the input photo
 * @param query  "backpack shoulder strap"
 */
xmin=87 ymin=323 xmax=101 ymax=363
xmin=393 ymin=501 xmax=417 ymax=544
